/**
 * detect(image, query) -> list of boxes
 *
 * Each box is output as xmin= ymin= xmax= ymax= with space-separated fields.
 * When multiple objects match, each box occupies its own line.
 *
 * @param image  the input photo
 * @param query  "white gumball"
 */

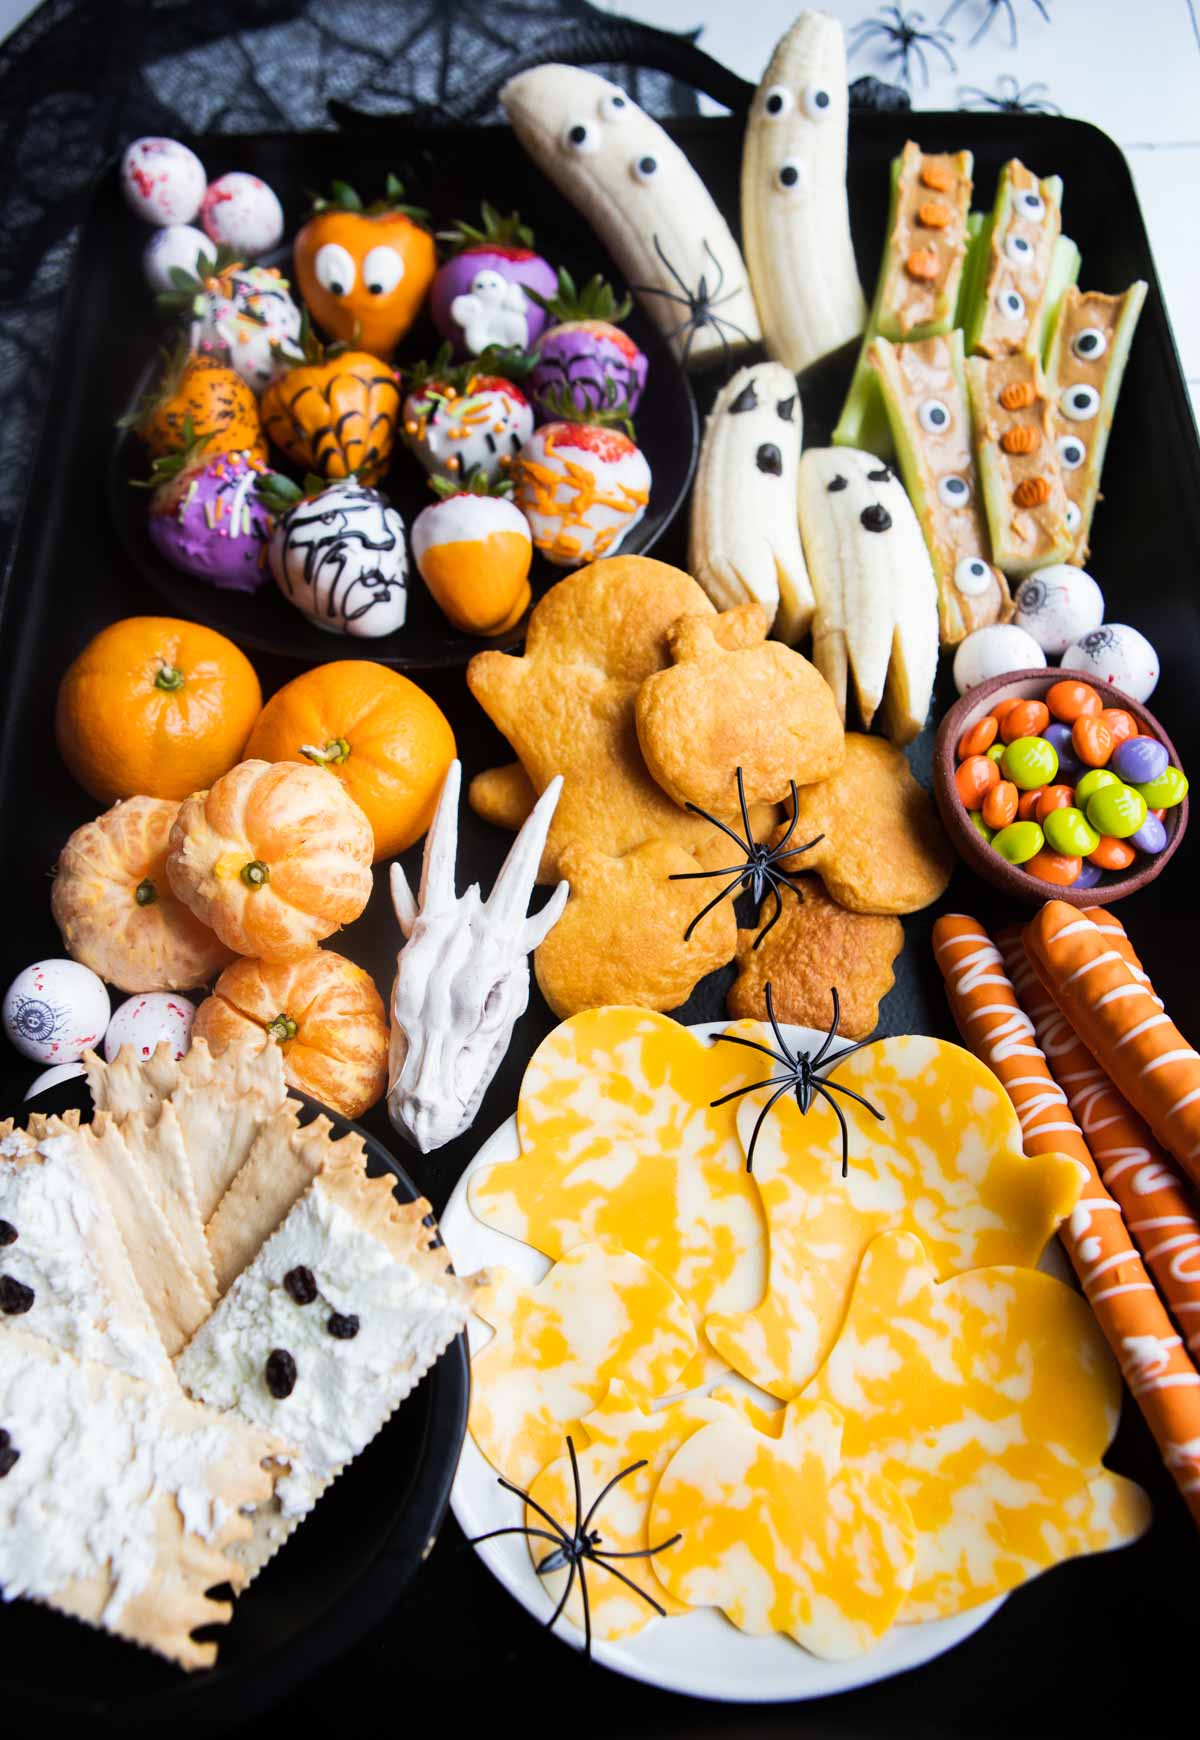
xmin=121 ymin=137 xmax=207 ymax=226
xmin=24 ymin=1062 xmax=86 ymax=1101
xmin=3 ymin=961 xmax=110 ymax=1065
xmin=1060 ymin=624 xmax=1160 ymax=703
xmin=1012 ymin=563 xmax=1105 ymax=657
xmin=952 ymin=624 xmax=1047 ymax=695
xmin=200 ymin=172 xmax=284 ymax=258
xmin=143 ymin=223 xmax=217 ymax=293
xmin=103 ymin=993 xmax=196 ymax=1064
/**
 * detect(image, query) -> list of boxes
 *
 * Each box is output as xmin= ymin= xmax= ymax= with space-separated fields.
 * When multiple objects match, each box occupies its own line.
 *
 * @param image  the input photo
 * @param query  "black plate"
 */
xmin=4 ymin=109 xmax=1200 ymax=1733
xmin=0 ymin=1075 xmax=469 ymax=1729
xmin=108 ymin=214 xmax=697 ymax=671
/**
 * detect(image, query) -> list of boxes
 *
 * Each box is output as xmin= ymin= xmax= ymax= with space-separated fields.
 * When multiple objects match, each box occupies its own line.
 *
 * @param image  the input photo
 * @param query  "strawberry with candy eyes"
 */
xmin=401 ymin=347 xmax=535 ymax=488
xmin=430 ymin=203 xmax=557 ymax=358
xmin=526 ymin=268 xmax=648 ymax=420
xmin=512 ymin=385 xmax=651 ymax=568
xmin=412 ymin=470 xmax=532 ymax=636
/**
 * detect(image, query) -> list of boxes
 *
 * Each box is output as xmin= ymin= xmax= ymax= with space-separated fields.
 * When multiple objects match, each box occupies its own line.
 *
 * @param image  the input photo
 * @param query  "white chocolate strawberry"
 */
xmin=513 ymin=420 xmax=651 ymax=567
xmin=411 ymin=487 xmax=531 ymax=635
xmin=402 ymin=371 xmax=533 ymax=487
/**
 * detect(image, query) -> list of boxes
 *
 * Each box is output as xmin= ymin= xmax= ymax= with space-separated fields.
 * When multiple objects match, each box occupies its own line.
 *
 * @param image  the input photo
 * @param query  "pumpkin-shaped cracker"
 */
xmin=166 ymin=759 xmax=374 ymax=962
xmin=194 ymin=949 xmax=387 ymax=1119
xmin=260 ymin=328 xmax=400 ymax=485
xmin=52 ymin=796 xmax=234 ymax=993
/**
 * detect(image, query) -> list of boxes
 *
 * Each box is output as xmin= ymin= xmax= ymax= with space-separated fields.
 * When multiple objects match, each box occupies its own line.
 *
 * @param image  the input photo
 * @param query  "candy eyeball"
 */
xmin=1072 ymin=326 xmax=1108 ymax=361
xmin=563 ymin=120 xmax=599 ymax=154
xmin=314 ymin=242 xmax=356 ymax=296
xmin=996 ymin=288 xmax=1025 ymax=320
xmin=632 ymin=154 xmax=660 ymax=182
xmin=143 ymin=223 xmax=216 ymax=293
xmin=599 ymin=89 xmax=629 ymax=122
xmin=1057 ymin=433 xmax=1087 ymax=471
xmin=1005 ymin=235 xmax=1034 ymax=265
xmin=802 ymin=84 xmax=833 ymax=119
xmin=1060 ymin=623 xmax=1160 ymax=703
xmin=122 ymin=137 xmax=207 ymax=226
xmin=762 ymin=84 xmax=793 ymax=117
xmin=1013 ymin=563 xmax=1105 ymax=656
xmin=775 ymin=159 xmax=806 ymax=192
xmin=1060 ymin=383 xmax=1101 ymax=421
xmin=362 ymin=245 xmax=405 ymax=295
xmin=103 ymin=993 xmax=196 ymax=1064
xmin=199 ymin=172 xmax=284 ymax=257
xmin=955 ymin=556 xmax=994 ymax=596
xmin=952 ymin=623 xmax=1047 ymax=695
xmin=3 ymin=961 xmax=110 ymax=1065
xmin=917 ymin=398 xmax=950 ymax=434
xmin=937 ymin=473 xmax=971 ymax=508
xmin=1016 ymin=189 xmax=1046 ymax=221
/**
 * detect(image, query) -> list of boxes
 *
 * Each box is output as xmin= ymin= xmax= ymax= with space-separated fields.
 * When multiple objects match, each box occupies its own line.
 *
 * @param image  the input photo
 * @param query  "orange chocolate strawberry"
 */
xmin=294 ymin=175 xmax=436 ymax=359
xmin=129 ymin=344 xmax=266 ymax=463
xmin=260 ymin=322 xmax=400 ymax=486
xmin=411 ymin=471 xmax=532 ymax=635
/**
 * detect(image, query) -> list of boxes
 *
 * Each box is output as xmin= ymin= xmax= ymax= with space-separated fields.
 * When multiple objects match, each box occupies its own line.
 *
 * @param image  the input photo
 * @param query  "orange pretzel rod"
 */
xmin=998 ymin=927 xmax=1200 ymax=1357
xmin=933 ymin=912 xmax=1200 ymax=1527
xmin=1026 ymin=901 xmax=1200 ymax=1190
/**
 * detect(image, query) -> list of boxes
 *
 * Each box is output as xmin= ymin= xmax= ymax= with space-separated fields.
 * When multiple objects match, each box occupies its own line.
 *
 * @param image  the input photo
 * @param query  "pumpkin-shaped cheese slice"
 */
xmin=166 ymin=759 xmax=374 ymax=962
xmin=52 ymin=796 xmax=233 ymax=992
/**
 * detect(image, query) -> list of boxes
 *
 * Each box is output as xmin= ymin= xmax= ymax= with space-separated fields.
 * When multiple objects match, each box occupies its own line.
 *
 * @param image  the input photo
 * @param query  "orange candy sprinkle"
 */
xmin=990 ymin=695 xmax=1024 ymax=724
xmin=955 ymin=755 xmax=1001 ymax=809
xmin=1013 ymin=475 xmax=1052 ymax=509
xmin=920 ymin=162 xmax=955 ymax=191
xmin=1035 ymin=784 xmax=1076 ymax=822
xmin=917 ymin=200 xmax=953 ymax=228
xmin=999 ymin=380 xmax=1037 ymax=411
xmin=1099 ymin=709 xmax=1138 ymax=749
xmin=1072 ymin=715 xmax=1114 ymax=768
xmin=1047 ymin=679 xmax=1102 ymax=722
xmin=1000 ymin=699 xmax=1051 ymax=743
xmin=1017 ymin=787 xmax=1046 ymax=820
xmin=1025 ymin=849 xmax=1083 ymax=886
xmin=906 ymin=248 xmax=941 ymax=280
xmin=1001 ymin=426 xmax=1041 ymax=456
xmin=957 ymin=716 xmax=999 ymax=760
xmin=1089 ymin=835 xmax=1137 ymax=871
xmin=982 ymin=780 xmax=1019 ymax=830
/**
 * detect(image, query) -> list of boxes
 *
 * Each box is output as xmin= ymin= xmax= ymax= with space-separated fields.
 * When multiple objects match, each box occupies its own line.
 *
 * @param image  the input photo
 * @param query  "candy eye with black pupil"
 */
xmin=776 ymin=160 xmax=804 ymax=191
xmin=955 ymin=556 xmax=992 ymax=595
xmin=763 ymin=84 xmax=792 ymax=116
xmin=362 ymin=244 xmax=404 ymax=296
xmin=997 ymin=288 xmax=1025 ymax=319
xmin=1066 ymin=501 xmax=1082 ymax=531
xmin=1057 ymin=434 xmax=1087 ymax=470
xmin=564 ymin=121 xmax=598 ymax=153
xmin=1005 ymin=235 xmax=1034 ymax=264
xmin=803 ymin=85 xmax=832 ymax=118
xmin=1061 ymin=383 xmax=1101 ymax=421
xmin=633 ymin=155 xmax=659 ymax=181
xmin=314 ymin=242 xmax=355 ymax=297
xmin=1017 ymin=189 xmax=1046 ymax=220
xmin=861 ymin=504 xmax=892 ymax=532
xmin=938 ymin=474 xmax=970 ymax=506
xmin=1072 ymin=326 xmax=1108 ymax=360
xmin=756 ymin=442 xmax=783 ymax=475
xmin=599 ymin=91 xmax=628 ymax=121
xmin=917 ymin=398 xmax=950 ymax=433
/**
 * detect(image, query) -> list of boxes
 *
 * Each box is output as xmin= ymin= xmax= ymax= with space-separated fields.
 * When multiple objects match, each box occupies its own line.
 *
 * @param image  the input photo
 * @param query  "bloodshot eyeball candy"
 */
xmin=200 ymin=172 xmax=285 ymax=258
xmin=1060 ymin=623 xmax=1160 ymax=704
xmin=1012 ymin=564 xmax=1105 ymax=657
xmin=103 ymin=993 xmax=195 ymax=1062
xmin=2 ymin=960 xmax=110 ymax=1064
xmin=122 ymin=138 xmax=207 ymax=226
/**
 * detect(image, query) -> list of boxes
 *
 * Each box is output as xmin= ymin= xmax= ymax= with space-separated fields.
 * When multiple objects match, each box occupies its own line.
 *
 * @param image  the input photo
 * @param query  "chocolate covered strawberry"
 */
xmin=430 ymin=203 xmax=556 ymax=357
xmin=526 ymin=269 xmax=648 ymax=419
xmin=412 ymin=470 xmax=531 ymax=636
xmin=513 ymin=388 xmax=651 ymax=568
xmin=401 ymin=348 xmax=534 ymax=487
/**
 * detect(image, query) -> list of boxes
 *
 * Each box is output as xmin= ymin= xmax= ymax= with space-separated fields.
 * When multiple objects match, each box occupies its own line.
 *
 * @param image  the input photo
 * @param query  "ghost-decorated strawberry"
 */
xmin=430 ymin=203 xmax=557 ymax=358
xmin=401 ymin=348 xmax=534 ymax=487
xmin=411 ymin=470 xmax=531 ymax=636
xmin=513 ymin=387 xmax=651 ymax=567
xmin=527 ymin=268 xmax=648 ymax=420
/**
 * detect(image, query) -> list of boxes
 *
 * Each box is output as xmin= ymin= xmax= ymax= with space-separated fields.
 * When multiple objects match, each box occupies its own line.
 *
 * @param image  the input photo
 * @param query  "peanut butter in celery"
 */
xmin=966 ymin=353 xmax=1074 ymax=575
xmin=970 ymin=160 xmax=1062 ymax=359
xmin=877 ymin=142 xmax=973 ymax=342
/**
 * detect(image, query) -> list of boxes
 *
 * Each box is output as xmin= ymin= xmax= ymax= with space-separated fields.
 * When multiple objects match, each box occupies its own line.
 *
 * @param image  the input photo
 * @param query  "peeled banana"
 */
xmin=688 ymin=361 xmax=814 ymax=644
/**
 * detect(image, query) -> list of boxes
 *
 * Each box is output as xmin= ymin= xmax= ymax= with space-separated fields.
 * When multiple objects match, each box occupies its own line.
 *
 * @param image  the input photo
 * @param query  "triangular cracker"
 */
xmin=0 ymin=1328 xmax=285 ymax=1670
xmin=116 ymin=1101 xmax=217 ymax=1303
xmin=84 ymin=1040 xmax=186 ymax=1122
xmin=165 ymin=1037 xmax=291 ymax=1221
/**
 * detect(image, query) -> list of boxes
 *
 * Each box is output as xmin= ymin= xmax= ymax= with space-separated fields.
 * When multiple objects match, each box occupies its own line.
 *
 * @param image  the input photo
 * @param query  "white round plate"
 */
xmin=441 ymin=1019 xmax=1008 ymax=1701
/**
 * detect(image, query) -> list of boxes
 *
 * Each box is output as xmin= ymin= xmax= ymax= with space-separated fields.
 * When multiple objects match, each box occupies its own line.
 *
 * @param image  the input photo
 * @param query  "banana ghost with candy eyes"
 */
xmin=741 ymin=12 xmax=866 ymax=375
xmin=500 ymin=66 xmax=760 ymax=370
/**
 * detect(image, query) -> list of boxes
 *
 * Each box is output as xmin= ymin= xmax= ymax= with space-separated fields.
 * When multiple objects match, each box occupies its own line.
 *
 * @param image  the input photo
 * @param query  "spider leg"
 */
xmin=810 ymin=989 xmax=843 ymax=1067
xmin=752 ymin=880 xmax=785 ymax=950
xmin=710 ymin=1072 xmax=797 ymax=1109
xmin=628 ymin=282 xmax=690 ymax=309
xmin=589 ymin=1552 xmax=671 ymax=1614
xmin=770 ymin=832 xmax=825 ymax=866
xmin=1032 ymin=0 xmax=1050 ymax=21
xmin=581 ymin=1457 xmax=649 ymax=1535
xmin=682 ymin=803 xmax=754 ymax=854
xmin=654 ymin=233 xmax=694 ymax=302
xmin=773 ymin=784 xmax=800 ymax=852
xmin=940 ymin=0 xmax=969 ymax=20
xmin=578 ymin=1558 xmax=593 ymax=1659
xmin=709 ymin=1030 xmax=790 ymax=1066
xmin=567 ymin=1436 xmax=584 ymax=1537
xmin=764 ymin=982 xmax=798 ymax=1066
xmin=594 ymin=1531 xmax=683 ymax=1562
xmin=469 ymin=1524 xmax=563 ymax=1548
xmin=660 ymin=308 xmax=705 ymax=346
xmin=820 ymin=1076 xmax=887 ymax=1122
xmin=545 ymin=1555 xmax=578 ymax=1633
xmin=813 ymin=1082 xmax=852 ymax=1178
xmin=745 ymin=1079 xmax=800 ymax=1174
xmin=703 ymin=237 xmax=726 ymax=301
xmin=735 ymin=766 xmax=753 ymax=845
xmin=707 ymin=310 xmax=757 ymax=346
xmin=824 ymin=1034 xmax=886 ymax=1070
xmin=669 ymin=863 xmax=755 ymax=881
xmin=498 ymin=1476 xmax=574 ymax=1542
xmin=681 ymin=317 xmax=700 ymax=372
xmin=681 ymin=871 xmax=749 ymax=942
xmin=911 ymin=39 xmax=929 ymax=88
xmin=930 ymin=28 xmax=957 ymax=71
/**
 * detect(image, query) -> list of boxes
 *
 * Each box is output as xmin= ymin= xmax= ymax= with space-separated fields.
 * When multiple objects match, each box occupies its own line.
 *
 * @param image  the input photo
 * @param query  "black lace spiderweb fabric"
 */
xmin=0 ymin=0 xmax=701 ymax=563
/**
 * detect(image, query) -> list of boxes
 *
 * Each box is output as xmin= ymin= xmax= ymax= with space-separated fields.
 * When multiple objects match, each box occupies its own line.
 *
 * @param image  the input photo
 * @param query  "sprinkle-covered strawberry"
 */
xmin=430 ymin=203 xmax=557 ymax=357
xmin=411 ymin=469 xmax=531 ymax=636
xmin=401 ymin=347 xmax=534 ymax=487
xmin=157 ymin=254 xmax=303 ymax=392
xmin=140 ymin=427 xmax=274 ymax=591
xmin=127 ymin=340 xmax=266 ymax=462
xmin=526 ymin=269 xmax=648 ymax=420
xmin=513 ymin=386 xmax=651 ymax=568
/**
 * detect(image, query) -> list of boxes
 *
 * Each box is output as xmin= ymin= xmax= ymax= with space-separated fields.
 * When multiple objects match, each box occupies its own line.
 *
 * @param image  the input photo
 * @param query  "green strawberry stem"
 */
xmin=307 ymin=172 xmax=430 ymax=226
xmin=437 ymin=200 xmax=535 ymax=256
xmin=130 ymin=415 xmax=214 ymax=490
xmin=525 ymin=267 xmax=632 ymax=326
xmin=538 ymin=377 xmax=636 ymax=440
xmin=429 ymin=467 xmax=514 ymax=501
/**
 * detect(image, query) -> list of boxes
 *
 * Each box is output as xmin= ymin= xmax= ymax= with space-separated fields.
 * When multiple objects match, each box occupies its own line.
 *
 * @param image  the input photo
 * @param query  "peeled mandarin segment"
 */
xmin=648 ymin=1399 xmax=917 ymax=1660
xmin=703 ymin=1034 xmax=1085 ymax=1398
xmin=467 ymin=1242 xmax=698 ymax=1487
xmin=801 ymin=1230 xmax=1150 ymax=1620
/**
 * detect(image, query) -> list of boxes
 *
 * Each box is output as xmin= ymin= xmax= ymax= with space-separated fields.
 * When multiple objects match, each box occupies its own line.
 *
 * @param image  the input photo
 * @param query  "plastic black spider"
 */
xmin=709 ymin=985 xmax=885 ymax=1176
xmin=629 ymin=235 xmax=757 ymax=372
xmin=958 ymin=74 xmax=1060 ymax=115
xmin=940 ymin=0 xmax=1049 ymax=48
xmin=847 ymin=7 xmax=957 ymax=88
xmin=668 ymin=767 xmax=823 ymax=948
xmin=468 ymin=1436 xmax=682 ymax=1659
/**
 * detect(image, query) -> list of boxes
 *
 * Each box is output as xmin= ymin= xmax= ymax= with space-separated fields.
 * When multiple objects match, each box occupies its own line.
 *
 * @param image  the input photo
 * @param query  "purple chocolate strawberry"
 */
xmin=430 ymin=203 xmax=557 ymax=358
xmin=526 ymin=268 xmax=648 ymax=421
xmin=143 ymin=427 xmax=273 ymax=591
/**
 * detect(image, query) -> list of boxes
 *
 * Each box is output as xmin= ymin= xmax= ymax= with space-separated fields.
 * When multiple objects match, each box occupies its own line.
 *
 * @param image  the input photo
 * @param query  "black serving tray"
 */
xmin=2 ymin=108 xmax=1200 ymax=1736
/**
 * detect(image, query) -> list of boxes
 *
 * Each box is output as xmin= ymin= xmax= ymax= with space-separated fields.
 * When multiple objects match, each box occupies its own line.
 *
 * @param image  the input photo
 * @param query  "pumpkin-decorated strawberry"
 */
xmin=129 ymin=343 xmax=266 ymax=462
xmin=157 ymin=254 xmax=303 ymax=392
xmin=430 ymin=203 xmax=557 ymax=357
xmin=294 ymin=175 xmax=436 ymax=359
xmin=526 ymin=268 xmax=648 ymax=419
xmin=260 ymin=321 xmax=401 ymax=486
xmin=513 ymin=386 xmax=651 ymax=568
xmin=401 ymin=346 xmax=534 ymax=487
xmin=411 ymin=470 xmax=532 ymax=636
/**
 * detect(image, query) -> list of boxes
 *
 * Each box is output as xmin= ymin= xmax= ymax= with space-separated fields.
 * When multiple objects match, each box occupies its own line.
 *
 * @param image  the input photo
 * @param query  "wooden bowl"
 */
xmin=933 ymin=668 xmax=1189 ymax=907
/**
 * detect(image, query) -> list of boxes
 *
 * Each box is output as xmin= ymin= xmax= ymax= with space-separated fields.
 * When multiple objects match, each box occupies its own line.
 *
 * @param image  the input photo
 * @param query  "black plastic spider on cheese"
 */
xmin=940 ymin=0 xmax=1049 ymax=48
xmin=847 ymin=7 xmax=957 ymax=88
xmin=468 ymin=1435 xmax=681 ymax=1660
xmin=629 ymin=235 xmax=756 ymax=372
xmin=668 ymin=767 xmax=823 ymax=949
xmin=958 ymin=74 xmax=1060 ymax=115
xmin=709 ymin=985 xmax=885 ymax=1176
